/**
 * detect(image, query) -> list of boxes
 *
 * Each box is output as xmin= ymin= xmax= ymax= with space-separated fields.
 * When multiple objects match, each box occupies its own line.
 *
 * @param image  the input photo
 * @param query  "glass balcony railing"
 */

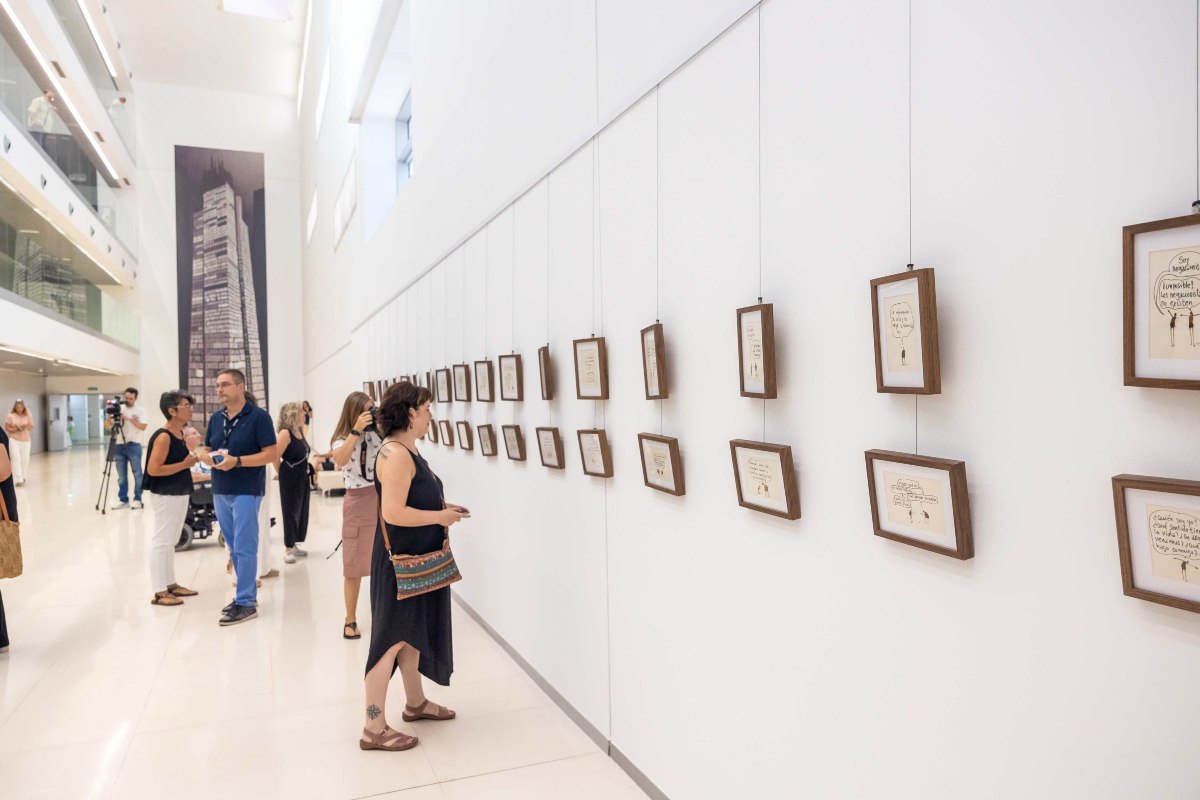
xmin=0 ymin=222 xmax=139 ymax=349
xmin=0 ymin=29 xmax=137 ymax=255
xmin=47 ymin=0 xmax=135 ymax=156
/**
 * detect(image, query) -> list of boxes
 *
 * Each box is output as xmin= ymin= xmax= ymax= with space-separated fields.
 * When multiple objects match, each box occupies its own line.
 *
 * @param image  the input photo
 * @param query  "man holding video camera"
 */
xmin=108 ymin=387 xmax=149 ymax=510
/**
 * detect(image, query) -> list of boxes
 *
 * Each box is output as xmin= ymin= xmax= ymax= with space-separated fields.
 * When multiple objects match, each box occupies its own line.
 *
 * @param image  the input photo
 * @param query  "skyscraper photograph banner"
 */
xmin=174 ymin=145 xmax=268 ymax=424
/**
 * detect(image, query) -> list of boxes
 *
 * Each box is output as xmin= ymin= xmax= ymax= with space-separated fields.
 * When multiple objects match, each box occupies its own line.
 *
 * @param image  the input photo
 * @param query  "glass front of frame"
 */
xmin=1121 ymin=485 xmax=1200 ymax=607
xmin=1132 ymin=223 xmax=1200 ymax=382
xmin=641 ymin=436 xmax=679 ymax=494
xmin=739 ymin=309 xmax=767 ymax=395
xmin=870 ymin=457 xmax=958 ymax=550
xmin=499 ymin=355 xmax=522 ymax=400
xmin=732 ymin=444 xmax=791 ymax=516
xmin=475 ymin=361 xmax=493 ymax=401
xmin=575 ymin=340 xmax=604 ymax=398
xmin=538 ymin=429 xmax=560 ymax=467
xmin=875 ymin=277 xmax=925 ymax=389
xmin=579 ymin=431 xmax=608 ymax=476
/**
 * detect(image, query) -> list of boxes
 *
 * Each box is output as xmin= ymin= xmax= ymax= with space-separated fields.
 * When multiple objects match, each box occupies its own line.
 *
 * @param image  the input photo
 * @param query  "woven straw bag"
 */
xmin=0 ymin=491 xmax=21 ymax=579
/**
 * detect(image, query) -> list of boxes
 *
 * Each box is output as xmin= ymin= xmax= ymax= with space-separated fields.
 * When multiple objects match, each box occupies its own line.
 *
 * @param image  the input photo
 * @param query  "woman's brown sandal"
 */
xmin=359 ymin=725 xmax=418 ymax=751
xmin=402 ymin=700 xmax=456 ymax=722
xmin=151 ymin=592 xmax=183 ymax=606
xmin=167 ymin=584 xmax=198 ymax=597
xmin=343 ymin=622 xmax=361 ymax=640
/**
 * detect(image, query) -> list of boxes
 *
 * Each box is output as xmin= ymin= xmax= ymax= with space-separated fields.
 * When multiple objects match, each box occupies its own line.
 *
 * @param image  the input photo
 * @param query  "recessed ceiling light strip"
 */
xmin=74 ymin=0 xmax=116 ymax=81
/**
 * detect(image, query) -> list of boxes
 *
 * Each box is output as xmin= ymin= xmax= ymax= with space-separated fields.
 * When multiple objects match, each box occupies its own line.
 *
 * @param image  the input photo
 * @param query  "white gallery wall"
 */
xmin=134 ymin=81 xmax=304 ymax=420
xmin=304 ymin=1 xmax=1200 ymax=797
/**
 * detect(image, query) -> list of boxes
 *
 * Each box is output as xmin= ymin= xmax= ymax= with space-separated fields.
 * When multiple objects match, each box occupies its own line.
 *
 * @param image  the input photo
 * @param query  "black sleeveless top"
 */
xmin=280 ymin=431 xmax=309 ymax=469
xmin=143 ymin=429 xmax=193 ymax=496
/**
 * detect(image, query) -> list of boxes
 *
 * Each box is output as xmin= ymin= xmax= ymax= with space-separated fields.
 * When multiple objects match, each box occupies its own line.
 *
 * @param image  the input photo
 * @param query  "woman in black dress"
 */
xmin=273 ymin=402 xmax=311 ymax=564
xmin=0 ymin=426 xmax=16 ymax=652
xmin=360 ymin=382 xmax=470 ymax=752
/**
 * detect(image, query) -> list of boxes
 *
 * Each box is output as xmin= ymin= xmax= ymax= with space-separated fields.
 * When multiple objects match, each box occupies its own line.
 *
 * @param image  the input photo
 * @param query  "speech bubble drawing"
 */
xmin=889 ymin=476 xmax=939 ymax=509
xmin=1148 ymin=509 xmax=1200 ymax=562
xmin=889 ymin=302 xmax=915 ymax=340
xmin=1154 ymin=251 xmax=1200 ymax=315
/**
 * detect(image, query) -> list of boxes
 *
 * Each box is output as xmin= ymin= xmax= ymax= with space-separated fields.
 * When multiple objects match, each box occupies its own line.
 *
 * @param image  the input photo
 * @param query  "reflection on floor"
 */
xmin=0 ymin=448 xmax=647 ymax=800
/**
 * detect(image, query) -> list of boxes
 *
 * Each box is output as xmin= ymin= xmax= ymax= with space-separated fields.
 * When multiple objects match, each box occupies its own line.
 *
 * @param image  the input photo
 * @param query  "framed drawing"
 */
xmin=1113 ymin=474 xmax=1200 ymax=613
xmin=536 ymin=427 xmax=565 ymax=469
xmin=736 ymin=304 xmax=777 ymax=399
xmin=573 ymin=337 xmax=609 ymax=400
xmin=452 ymin=364 xmax=472 ymax=401
xmin=435 ymin=369 xmax=452 ymax=404
xmin=424 ymin=371 xmax=432 ymax=391
xmin=499 ymin=354 xmax=524 ymax=401
xmin=729 ymin=439 xmax=800 ymax=520
xmin=641 ymin=323 xmax=668 ymax=400
xmin=638 ymin=433 xmax=684 ymax=496
xmin=538 ymin=345 xmax=554 ymax=400
xmin=865 ymin=449 xmax=972 ymax=559
xmin=364 ymin=381 xmax=376 ymax=401
xmin=376 ymin=380 xmax=386 ymax=400
xmin=1123 ymin=214 xmax=1200 ymax=389
xmin=456 ymin=421 xmax=473 ymax=451
xmin=427 ymin=417 xmax=439 ymax=444
xmin=502 ymin=424 xmax=526 ymax=461
xmin=478 ymin=424 xmax=497 ymax=457
xmin=438 ymin=419 xmax=454 ymax=446
xmin=475 ymin=359 xmax=495 ymax=402
xmin=870 ymin=268 xmax=941 ymax=394
xmin=577 ymin=429 xmax=613 ymax=478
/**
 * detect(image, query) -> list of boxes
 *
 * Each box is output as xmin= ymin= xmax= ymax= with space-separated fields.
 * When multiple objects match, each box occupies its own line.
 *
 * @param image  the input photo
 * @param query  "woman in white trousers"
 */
xmin=4 ymin=401 xmax=33 ymax=486
xmin=144 ymin=391 xmax=200 ymax=606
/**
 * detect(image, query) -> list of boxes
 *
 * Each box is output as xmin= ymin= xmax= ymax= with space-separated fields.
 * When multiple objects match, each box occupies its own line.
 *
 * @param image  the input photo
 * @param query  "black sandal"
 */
xmin=343 ymin=622 xmax=361 ymax=640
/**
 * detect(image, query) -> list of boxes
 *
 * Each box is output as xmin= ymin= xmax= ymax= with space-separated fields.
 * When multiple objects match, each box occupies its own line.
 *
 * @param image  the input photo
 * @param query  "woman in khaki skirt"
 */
xmin=330 ymin=391 xmax=383 ymax=639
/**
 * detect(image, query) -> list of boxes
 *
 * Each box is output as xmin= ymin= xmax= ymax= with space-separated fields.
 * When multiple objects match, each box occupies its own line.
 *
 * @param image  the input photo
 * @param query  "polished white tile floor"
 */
xmin=0 ymin=447 xmax=647 ymax=800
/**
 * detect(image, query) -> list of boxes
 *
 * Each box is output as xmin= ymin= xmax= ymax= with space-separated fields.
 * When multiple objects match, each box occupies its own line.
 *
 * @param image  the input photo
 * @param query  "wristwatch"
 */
xmin=235 ymin=456 xmax=242 ymax=468
xmin=350 ymin=428 xmax=363 ymax=437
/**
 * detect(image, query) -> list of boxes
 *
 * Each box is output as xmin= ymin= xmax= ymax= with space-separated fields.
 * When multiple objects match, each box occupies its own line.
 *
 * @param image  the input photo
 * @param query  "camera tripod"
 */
xmin=94 ymin=419 xmax=126 ymax=515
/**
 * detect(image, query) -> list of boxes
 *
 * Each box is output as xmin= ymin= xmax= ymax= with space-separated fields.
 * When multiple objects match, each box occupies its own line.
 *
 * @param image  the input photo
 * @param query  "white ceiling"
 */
xmin=105 ymin=0 xmax=308 ymax=97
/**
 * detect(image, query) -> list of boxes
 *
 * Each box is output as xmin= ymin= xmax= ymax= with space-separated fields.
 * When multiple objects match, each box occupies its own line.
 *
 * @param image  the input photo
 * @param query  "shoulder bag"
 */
xmin=376 ymin=444 xmax=461 ymax=600
xmin=0 ymin=491 xmax=21 ymax=579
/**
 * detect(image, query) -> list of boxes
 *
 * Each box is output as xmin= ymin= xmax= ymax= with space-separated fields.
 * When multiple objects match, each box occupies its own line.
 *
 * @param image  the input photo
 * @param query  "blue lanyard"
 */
xmin=220 ymin=411 xmax=243 ymax=449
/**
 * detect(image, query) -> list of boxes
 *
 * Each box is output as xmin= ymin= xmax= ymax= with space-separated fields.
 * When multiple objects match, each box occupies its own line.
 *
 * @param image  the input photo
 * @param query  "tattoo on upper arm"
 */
xmin=366 ymin=704 xmax=382 ymax=720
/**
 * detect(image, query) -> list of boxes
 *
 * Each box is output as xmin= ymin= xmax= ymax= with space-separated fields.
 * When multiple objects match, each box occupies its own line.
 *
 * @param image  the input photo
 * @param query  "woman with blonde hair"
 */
xmin=3 ymin=400 xmax=33 ymax=486
xmin=330 ymin=390 xmax=381 ymax=639
xmin=273 ymin=401 xmax=311 ymax=564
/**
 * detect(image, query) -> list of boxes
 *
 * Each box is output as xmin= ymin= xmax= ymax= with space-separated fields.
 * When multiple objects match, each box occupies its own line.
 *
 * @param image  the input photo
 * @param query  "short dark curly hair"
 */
xmin=159 ymin=390 xmax=194 ymax=419
xmin=377 ymin=380 xmax=433 ymax=436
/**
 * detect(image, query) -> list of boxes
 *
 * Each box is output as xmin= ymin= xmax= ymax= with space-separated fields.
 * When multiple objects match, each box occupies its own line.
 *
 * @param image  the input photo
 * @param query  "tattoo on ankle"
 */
xmin=366 ymin=704 xmax=382 ymax=720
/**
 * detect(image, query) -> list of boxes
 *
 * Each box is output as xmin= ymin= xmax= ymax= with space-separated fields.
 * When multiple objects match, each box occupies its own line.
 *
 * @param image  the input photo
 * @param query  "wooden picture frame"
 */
xmin=576 ymin=429 xmax=613 ymax=478
xmin=1112 ymin=474 xmax=1200 ymax=614
xmin=535 ymin=426 xmax=565 ymax=469
xmin=538 ymin=345 xmax=554 ymax=400
xmin=865 ymin=449 xmax=972 ymax=559
xmin=870 ymin=268 xmax=941 ymax=394
xmin=502 ymin=424 xmax=526 ymax=461
xmin=641 ymin=323 xmax=669 ymax=400
xmin=435 ymin=369 xmax=452 ymax=404
xmin=452 ymin=364 xmax=472 ymax=401
xmin=638 ymin=433 xmax=684 ymax=496
xmin=456 ymin=421 xmax=473 ymax=451
xmin=736 ymin=303 xmax=777 ymax=399
xmin=729 ymin=439 xmax=799 ymax=520
xmin=438 ymin=419 xmax=454 ymax=446
xmin=424 ymin=371 xmax=432 ymax=392
xmin=573 ymin=337 xmax=609 ymax=400
xmin=474 ymin=359 xmax=495 ymax=402
xmin=364 ymin=381 xmax=376 ymax=401
xmin=478 ymin=424 xmax=497 ymax=457
xmin=1123 ymin=214 xmax=1200 ymax=389
xmin=376 ymin=380 xmax=386 ymax=400
xmin=499 ymin=354 xmax=524 ymax=401
xmin=427 ymin=416 xmax=439 ymax=444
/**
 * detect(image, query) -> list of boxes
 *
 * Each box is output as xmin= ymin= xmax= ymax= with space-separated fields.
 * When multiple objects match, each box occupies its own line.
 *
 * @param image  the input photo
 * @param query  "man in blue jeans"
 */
xmin=197 ymin=369 xmax=276 ymax=626
xmin=109 ymin=387 xmax=148 ymax=510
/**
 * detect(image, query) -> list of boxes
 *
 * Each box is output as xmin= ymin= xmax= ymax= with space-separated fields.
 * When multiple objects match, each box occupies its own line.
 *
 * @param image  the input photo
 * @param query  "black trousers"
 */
xmin=0 ymin=589 xmax=8 ymax=649
xmin=278 ymin=463 xmax=310 ymax=548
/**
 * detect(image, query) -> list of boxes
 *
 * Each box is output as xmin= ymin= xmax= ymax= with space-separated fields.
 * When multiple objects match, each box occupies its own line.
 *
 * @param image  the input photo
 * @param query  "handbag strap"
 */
xmin=375 ymin=440 xmax=448 ymax=556
xmin=0 ymin=488 xmax=10 ymax=523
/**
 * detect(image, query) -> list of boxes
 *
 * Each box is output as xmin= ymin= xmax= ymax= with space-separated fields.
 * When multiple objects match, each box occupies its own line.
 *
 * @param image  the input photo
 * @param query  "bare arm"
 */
xmin=147 ymin=433 xmax=197 ymax=477
xmin=330 ymin=434 xmax=359 ymax=468
xmin=273 ymin=429 xmax=290 ymax=472
xmin=0 ymin=441 xmax=10 ymax=483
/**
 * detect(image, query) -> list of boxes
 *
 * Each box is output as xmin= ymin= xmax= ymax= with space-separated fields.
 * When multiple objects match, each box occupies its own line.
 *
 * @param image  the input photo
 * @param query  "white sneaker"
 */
xmin=110 ymin=501 xmax=129 ymax=510
xmin=131 ymin=500 xmax=143 ymax=510
xmin=293 ymin=546 xmax=309 ymax=558
xmin=284 ymin=549 xmax=297 ymax=564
